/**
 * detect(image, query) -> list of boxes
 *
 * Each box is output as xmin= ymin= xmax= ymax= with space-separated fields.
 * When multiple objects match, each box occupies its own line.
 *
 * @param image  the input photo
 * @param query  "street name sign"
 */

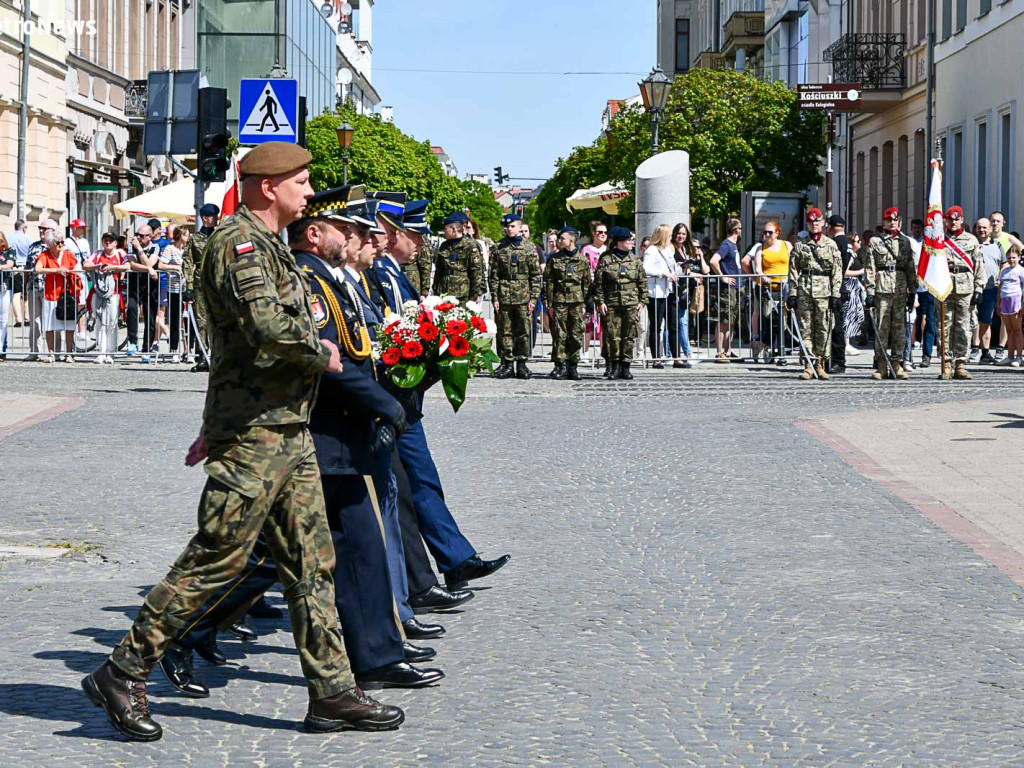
xmin=797 ymin=83 xmax=862 ymax=112
xmin=238 ymin=78 xmax=298 ymax=145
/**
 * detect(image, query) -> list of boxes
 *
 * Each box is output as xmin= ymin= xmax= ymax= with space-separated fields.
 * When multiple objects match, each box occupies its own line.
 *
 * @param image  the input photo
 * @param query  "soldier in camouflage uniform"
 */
xmin=591 ymin=226 xmax=646 ymax=380
xmin=785 ymin=208 xmax=843 ymax=381
xmin=543 ymin=226 xmax=592 ymax=380
xmin=864 ymin=207 xmax=918 ymax=380
xmin=431 ymin=211 xmax=484 ymax=303
xmin=942 ymin=205 xmax=986 ymax=380
xmin=403 ymin=239 xmax=435 ymax=298
xmin=82 ymin=143 xmax=403 ymax=742
xmin=183 ymin=203 xmax=220 ymax=372
xmin=489 ymin=213 xmax=541 ymax=380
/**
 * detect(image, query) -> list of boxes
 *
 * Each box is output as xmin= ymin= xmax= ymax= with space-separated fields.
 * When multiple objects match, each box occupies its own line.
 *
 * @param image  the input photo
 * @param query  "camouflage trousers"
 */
xmin=496 ymin=303 xmax=532 ymax=362
xmin=872 ymin=293 xmax=908 ymax=363
xmin=796 ymin=295 xmax=832 ymax=360
xmin=604 ymin=305 xmax=640 ymax=362
xmin=111 ymin=423 xmax=354 ymax=699
xmin=189 ymin=289 xmax=208 ymax=353
xmin=943 ymin=291 xmax=973 ymax=362
xmin=550 ymin=303 xmax=585 ymax=364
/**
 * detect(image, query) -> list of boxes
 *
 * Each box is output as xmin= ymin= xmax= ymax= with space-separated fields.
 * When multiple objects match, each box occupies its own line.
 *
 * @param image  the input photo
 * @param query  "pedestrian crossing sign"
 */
xmin=238 ymin=78 xmax=298 ymax=145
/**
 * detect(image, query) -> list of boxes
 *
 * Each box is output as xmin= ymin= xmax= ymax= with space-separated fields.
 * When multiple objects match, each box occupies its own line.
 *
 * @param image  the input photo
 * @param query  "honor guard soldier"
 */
xmin=942 ymin=205 xmax=985 ymax=379
xmin=786 ymin=208 xmax=843 ymax=380
xmin=543 ymin=226 xmax=592 ymax=380
xmin=82 ymin=142 xmax=405 ymax=741
xmin=183 ymin=202 xmax=220 ymax=372
xmin=864 ymin=207 xmax=918 ymax=380
xmin=432 ymin=211 xmax=485 ymax=302
xmin=402 ymin=199 xmax=435 ymax=298
xmin=592 ymin=226 xmax=646 ymax=380
xmin=489 ymin=213 xmax=541 ymax=379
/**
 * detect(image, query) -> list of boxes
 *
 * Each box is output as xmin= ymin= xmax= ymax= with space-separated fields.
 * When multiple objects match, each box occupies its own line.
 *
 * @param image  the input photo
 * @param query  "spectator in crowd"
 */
xmin=972 ymin=217 xmax=1005 ymax=364
xmin=841 ymin=231 xmax=866 ymax=357
xmin=639 ymin=236 xmax=652 ymax=254
xmin=752 ymin=220 xmax=792 ymax=364
xmin=0 ymin=233 xmax=12 ymax=361
xmin=670 ymin=223 xmax=701 ymax=368
xmin=66 ymin=219 xmax=92 ymax=339
xmin=126 ymin=224 xmax=161 ymax=359
xmin=709 ymin=217 xmax=743 ymax=362
xmin=24 ymin=219 xmax=57 ymax=360
xmin=991 ymin=211 xmax=1023 ymax=256
xmin=7 ymin=219 xmax=31 ymax=328
xmin=642 ymin=225 xmax=679 ymax=368
xmin=465 ymin=217 xmax=490 ymax=272
xmin=997 ymin=245 xmax=1024 ymax=367
xmin=158 ymin=226 xmax=188 ymax=363
xmin=34 ymin=231 xmax=82 ymax=363
xmin=84 ymin=233 xmax=129 ymax=364
xmin=581 ymin=221 xmax=608 ymax=362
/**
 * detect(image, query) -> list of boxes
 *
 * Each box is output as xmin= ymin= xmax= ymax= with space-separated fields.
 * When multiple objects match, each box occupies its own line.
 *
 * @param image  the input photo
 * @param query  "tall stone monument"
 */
xmin=634 ymin=150 xmax=690 ymax=240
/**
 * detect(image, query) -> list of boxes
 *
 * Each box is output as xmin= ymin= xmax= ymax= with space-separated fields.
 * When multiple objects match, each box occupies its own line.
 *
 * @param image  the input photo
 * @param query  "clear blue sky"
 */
xmin=372 ymin=0 xmax=656 ymax=185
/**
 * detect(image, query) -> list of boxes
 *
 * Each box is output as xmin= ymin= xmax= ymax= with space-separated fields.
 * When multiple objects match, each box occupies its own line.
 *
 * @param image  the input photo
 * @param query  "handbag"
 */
xmin=689 ymin=281 xmax=705 ymax=314
xmin=54 ymin=270 xmax=78 ymax=322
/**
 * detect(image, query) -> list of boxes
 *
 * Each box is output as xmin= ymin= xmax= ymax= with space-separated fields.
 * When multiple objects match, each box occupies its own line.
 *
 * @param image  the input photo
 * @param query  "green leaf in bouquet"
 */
xmin=469 ymin=336 xmax=493 ymax=353
xmin=476 ymin=348 xmax=500 ymax=375
xmin=438 ymin=359 xmax=470 ymax=412
xmin=389 ymin=363 xmax=427 ymax=389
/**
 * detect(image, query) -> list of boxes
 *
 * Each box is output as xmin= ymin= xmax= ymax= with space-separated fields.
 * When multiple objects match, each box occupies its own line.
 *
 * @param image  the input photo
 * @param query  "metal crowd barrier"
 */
xmin=1 ymin=266 xmax=199 ymax=363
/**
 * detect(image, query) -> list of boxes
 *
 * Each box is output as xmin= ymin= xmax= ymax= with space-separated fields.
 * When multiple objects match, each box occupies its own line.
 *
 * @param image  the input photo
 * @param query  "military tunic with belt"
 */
xmin=432 ymin=235 xmax=484 ymax=302
xmin=403 ymin=241 xmax=435 ymax=298
xmin=944 ymin=229 xmax=985 ymax=363
xmin=865 ymin=231 xmax=918 ymax=363
xmin=591 ymin=248 xmax=647 ymax=362
xmin=489 ymin=236 xmax=541 ymax=363
xmin=544 ymin=247 xmax=592 ymax=364
xmin=788 ymin=234 xmax=843 ymax=362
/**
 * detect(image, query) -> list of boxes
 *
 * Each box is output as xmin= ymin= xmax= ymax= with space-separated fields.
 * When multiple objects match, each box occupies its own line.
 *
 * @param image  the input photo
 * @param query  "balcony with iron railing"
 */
xmin=823 ymin=33 xmax=907 ymax=90
xmin=125 ymin=80 xmax=148 ymax=119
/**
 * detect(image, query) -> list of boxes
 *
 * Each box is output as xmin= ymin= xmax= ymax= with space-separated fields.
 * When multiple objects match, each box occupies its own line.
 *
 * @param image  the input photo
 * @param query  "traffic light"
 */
xmin=198 ymin=87 xmax=231 ymax=183
xmin=493 ymin=166 xmax=508 ymax=185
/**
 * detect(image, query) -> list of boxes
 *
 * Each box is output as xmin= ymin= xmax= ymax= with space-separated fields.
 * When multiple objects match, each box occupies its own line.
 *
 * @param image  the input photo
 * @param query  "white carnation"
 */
xmin=423 ymin=295 xmax=442 ymax=308
xmin=465 ymin=300 xmax=481 ymax=313
xmin=441 ymin=295 xmax=459 ymax=305
xmin=403 ymin=299 xmax=420 ymax=310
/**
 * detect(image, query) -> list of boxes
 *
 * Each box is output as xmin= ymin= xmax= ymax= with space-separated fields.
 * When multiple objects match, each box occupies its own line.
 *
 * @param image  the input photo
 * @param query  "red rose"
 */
xmin=381 ymin=348 xmax=401 ymax=365
xmin=401 ymin=340 xmax=424 ymax=360
xmin=445 ymin=319 xmax=469 ymax=336
xmin=470 ymin=316 xmax=487 ymax=333
xmin=449 ymin=335 xmax=470 ymax=357
xmin=436 ymin=302 xmax=455 ymax=312
xmin=418 ymin=322 xmax=440 ymax=341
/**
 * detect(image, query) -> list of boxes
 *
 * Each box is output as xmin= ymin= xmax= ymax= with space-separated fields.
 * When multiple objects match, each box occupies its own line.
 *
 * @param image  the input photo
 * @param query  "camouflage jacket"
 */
xmin=865 ymin=231 xmax=917 ymax=297
xmin=591 ymin=249 xmax=647 ymax=308
xmin=543 ymin=248 xmax=592 ymax=306
xmin=200 ymin=204 xmax=331 ymax=444
xmin=432 ymin=236 xmax=484 ymax=301
xmin=788 ymin=234 xmax=843 ymax=300
xmin=488 ymin=236 xmax=540 ymax=304
xmin=403 ymin=241 xmax=435 ymax=297
xmin=945 ymin=229 xmax=986 ymax=296
xmin=184 ymin=228 xmax=211 ymax=294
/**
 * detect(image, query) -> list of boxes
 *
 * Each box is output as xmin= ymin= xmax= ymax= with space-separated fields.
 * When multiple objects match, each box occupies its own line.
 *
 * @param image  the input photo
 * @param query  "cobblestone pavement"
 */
xmin=3 ymin=361 xmax=1024 ymax=766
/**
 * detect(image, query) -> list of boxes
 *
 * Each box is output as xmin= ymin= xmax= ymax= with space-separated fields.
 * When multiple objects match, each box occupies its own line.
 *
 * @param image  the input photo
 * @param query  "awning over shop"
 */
xmin=113 ymin=176 xmax=233 ymax=225
xmin=565 ymin=181 xmax=631 ymax=214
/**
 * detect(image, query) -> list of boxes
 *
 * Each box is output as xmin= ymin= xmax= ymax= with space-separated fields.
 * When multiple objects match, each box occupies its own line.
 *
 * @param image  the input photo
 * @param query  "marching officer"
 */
xmin=786 ymin=208 xmax=843 ymax=380
xmin=183 ymin=202 xmax=219 ymax=372
xmin=864 ymin=207 xmax=918 ymax=380
xmin=543 ymin=226 xmax=592 ymax=380
xmin=592 ymin=227 xmax=646 ymax=380
xmin=942 ymin=205 xmax=985 ymax=380
xmin=489 ymin=213 xmax=541 ymax=380
xmin=432 ymin=211 xmax=484 ymax=303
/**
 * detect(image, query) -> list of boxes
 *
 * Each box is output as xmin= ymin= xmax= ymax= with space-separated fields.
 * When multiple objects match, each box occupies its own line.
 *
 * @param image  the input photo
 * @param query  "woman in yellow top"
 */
xmin=752 ymin=221 xmax=792 ymax=363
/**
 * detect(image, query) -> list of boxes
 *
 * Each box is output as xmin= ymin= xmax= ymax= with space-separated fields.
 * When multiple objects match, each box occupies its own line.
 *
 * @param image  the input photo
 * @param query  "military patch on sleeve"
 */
xmin=235 ymin=241 xmax=255 ymax=255
xmin=311 ymin=294 xmax=329 ymax=328
xmin=229 ymin=260 xmax=272 ymax=301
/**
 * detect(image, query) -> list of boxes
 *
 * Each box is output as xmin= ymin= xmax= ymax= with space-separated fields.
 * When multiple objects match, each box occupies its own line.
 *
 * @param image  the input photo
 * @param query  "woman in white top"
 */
xmin=642 ymin=224 xmax=679 ymax=368
xmin=158 ymin=226 xmax=188 ymax=363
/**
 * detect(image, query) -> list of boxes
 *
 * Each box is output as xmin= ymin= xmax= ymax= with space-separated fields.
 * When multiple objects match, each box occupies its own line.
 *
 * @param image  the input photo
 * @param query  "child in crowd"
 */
xmin=997 ymin=245 xmax=1024 ymax=367
xmin=85 ymin=233 xmax=130 ymax=364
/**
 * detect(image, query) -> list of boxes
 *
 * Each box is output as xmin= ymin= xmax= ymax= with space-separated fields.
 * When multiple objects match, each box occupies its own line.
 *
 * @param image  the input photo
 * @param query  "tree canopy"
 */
xmin=459 ymin=179 xmax=504 ymax=241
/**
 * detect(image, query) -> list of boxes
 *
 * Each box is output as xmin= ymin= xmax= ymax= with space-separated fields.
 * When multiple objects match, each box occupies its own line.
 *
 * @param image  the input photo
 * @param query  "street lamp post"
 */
xmin=638 ymin=66 xmax=673 ymax=157
xmin=336 ymin=120 xmax=354 ymax=184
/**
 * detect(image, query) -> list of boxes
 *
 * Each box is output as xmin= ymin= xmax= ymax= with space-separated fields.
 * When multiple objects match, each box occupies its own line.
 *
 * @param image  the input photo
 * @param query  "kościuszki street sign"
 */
xmin=797 ymin=83 xmax=862 ymax=112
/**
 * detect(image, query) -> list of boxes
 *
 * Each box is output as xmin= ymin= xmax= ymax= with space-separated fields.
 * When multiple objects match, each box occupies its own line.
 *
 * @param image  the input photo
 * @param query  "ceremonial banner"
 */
xmin=919 ymin=160 xmax=953 ymax=301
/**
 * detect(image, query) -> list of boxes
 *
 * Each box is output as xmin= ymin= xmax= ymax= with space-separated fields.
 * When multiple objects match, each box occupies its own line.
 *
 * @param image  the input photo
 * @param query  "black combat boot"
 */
xmin=304 ymin=687 xmax=405 ymax=732
xmin=82 ymin=660 xmax=163 ymax=741
xmin=617 ymin=361 xmax=633 ymax=380
xmin=566 ymin=362 xmax=582 ymax=380
xmin=548 ymin=363 xmax=565 ymax=379
xmin=515 ymin=360 xmax=532 ymax=379
xmin=494 ymin=361 xmax=515 ymax=379
xmin=604 ymin=361 xmax=618 ymax=379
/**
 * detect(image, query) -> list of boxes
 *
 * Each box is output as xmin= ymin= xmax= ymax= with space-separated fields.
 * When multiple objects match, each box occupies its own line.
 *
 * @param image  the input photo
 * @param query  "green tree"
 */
xmin=459 ymin=179 xmax=504 ymax=241
xmin=526 ymin=137 xmax=614 ymax=238
xmin=305 ymin=106 xmax=465 ymax=230
xmin=605 ymin=68 xmax=825 ymax=221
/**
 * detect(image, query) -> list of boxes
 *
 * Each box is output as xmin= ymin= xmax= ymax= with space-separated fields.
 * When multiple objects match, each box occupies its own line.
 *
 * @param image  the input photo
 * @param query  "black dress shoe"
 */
xmin=444 ymin=553 xmax=512 ymax=590
xmin=192 ymin=632 xmax=227 ymax=665
xmin=304 ymin=687 xmax=404 ymax=732
xmin=82 ymin=660 xmax=163 ymax=742
xmin=247 ymin=595 xmax=284 ymax=619
xmin=402 ymin=617 xmax=445 ymax=640
xmin=408 ymin=585 xmax=474 ymax=614
xmin=356 ymin=661 xmax=444 ymax=690
xmin=403 ymin=642 xmax=436 ymax=663
xmin=158 ymin=643 xmax=209 ymax=698
xmin=829 ymin=364 xmax=846 ymax=375
xmin=225 ymin=616 xmax=258 ymax=642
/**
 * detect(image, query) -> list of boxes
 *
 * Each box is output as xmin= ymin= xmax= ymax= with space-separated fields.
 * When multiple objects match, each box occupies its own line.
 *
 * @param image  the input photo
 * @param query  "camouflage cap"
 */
xmin=238 ymin=142 xmax=313 ymax=178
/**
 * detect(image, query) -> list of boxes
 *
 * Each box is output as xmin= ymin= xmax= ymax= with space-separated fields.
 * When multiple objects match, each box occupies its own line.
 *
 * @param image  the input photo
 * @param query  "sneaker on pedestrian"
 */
xmin=980 ymin=350 xmax=997 ymax=364
xmin=94 ymin=356 xmax=104 ymax=364
xmin=126 ymin=342 xmax=137 ymax=356
xmin=919 ymin=355 xmax=931 ymax=368
xmin=1012 ymin=359 xmax=1022 ymax=368
xmin=969 ymin=347 xmax=982 ymax=363
xmin=141 ymin=355 xmax=151 ymax=364
xmin=171 ymin=354 xmax=181 ymax=364
xmin=996 ymin=347 xmax=1008 ymax=361
xmin=913 ymin=341 xmax=922 ymax=350
xmin=845 ymin=344 xmax=860 ymax=356
xmin=150 ymin=343 xmax=160 ymax=353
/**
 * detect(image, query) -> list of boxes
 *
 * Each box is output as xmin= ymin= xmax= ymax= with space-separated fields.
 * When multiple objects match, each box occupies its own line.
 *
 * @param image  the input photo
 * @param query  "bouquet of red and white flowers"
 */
xmin=376 ymin=296 xmax=499 ymax=412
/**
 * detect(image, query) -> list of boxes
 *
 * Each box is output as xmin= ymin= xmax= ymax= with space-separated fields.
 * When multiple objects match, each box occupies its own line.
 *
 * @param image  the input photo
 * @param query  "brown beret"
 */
xmin=238 ymin=142 xmax=313 ymax=178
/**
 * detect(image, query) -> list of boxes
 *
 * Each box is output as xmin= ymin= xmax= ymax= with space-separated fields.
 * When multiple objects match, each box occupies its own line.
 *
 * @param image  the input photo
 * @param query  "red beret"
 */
xmin=883 ymin=207 xmax=900 ymax=221
xmin=945 ymin=205 xmax=963 ymax=219
xmin=806 ymin=208 xmax=823 ymax=222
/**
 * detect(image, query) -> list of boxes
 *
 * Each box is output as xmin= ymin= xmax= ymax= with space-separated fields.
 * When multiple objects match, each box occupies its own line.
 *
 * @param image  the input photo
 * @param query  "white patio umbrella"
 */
xmin=565 ymin=181 xmax=631 ymax=214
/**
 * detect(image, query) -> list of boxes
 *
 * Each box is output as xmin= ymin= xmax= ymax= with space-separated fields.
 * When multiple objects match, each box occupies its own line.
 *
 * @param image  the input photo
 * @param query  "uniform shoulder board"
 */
xmin=235 ymin=241 xmax=255 ymax=255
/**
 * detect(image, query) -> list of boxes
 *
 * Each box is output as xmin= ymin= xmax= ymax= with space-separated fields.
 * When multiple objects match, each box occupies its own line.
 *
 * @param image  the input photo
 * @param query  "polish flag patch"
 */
xmin=235 ymin=241 xmax=255 ymax=255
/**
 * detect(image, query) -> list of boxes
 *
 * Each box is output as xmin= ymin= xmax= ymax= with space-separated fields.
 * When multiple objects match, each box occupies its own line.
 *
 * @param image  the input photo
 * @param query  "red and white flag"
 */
xmin=918 ymin=159 xmax=953 ymax=301
xmin=220 ymin=155 xmax=240 ymax=217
